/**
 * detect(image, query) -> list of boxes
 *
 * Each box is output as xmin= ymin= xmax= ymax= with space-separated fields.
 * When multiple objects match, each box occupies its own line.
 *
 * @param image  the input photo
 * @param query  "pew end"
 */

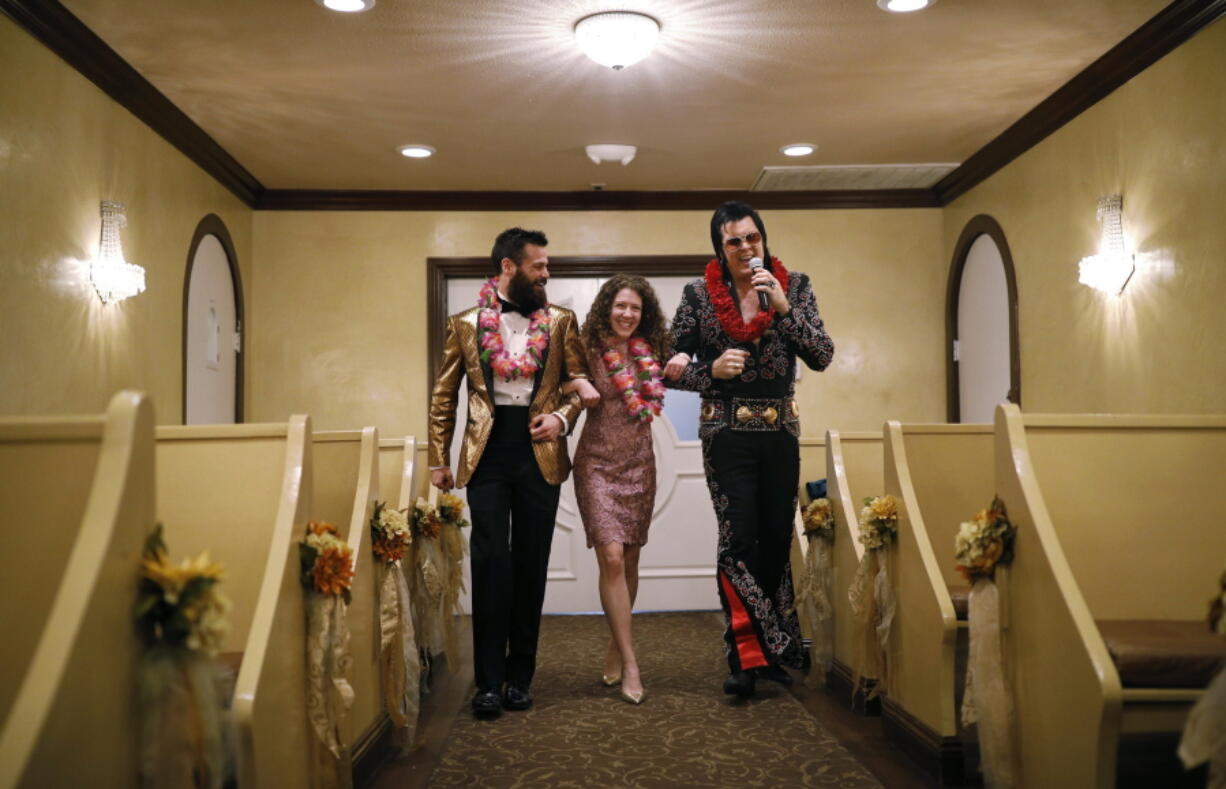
xmin=0 ymin=391 xmax=155 ymax=787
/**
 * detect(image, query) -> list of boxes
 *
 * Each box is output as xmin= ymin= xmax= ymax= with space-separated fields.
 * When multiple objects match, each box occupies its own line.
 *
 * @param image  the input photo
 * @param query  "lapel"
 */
xmin=460 ymin=310 xmax=496 ymax=410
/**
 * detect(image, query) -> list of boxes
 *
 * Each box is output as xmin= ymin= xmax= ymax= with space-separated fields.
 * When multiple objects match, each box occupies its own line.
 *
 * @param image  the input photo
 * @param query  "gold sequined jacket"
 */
xmin=428 ymin=304 xmax=587 ymax=488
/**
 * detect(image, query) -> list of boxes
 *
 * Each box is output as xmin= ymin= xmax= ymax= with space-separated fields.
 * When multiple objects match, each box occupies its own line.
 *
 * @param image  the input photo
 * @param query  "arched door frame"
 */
xmin=182 ymin=214 xmax=245 ymax=423
xmin=945 ymin=214 xmax=1020 ymax=422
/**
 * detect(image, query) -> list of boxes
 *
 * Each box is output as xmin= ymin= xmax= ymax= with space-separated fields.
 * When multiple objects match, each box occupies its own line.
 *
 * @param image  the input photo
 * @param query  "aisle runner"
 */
xmin=431 ymin=612 xmax=881 ymax=788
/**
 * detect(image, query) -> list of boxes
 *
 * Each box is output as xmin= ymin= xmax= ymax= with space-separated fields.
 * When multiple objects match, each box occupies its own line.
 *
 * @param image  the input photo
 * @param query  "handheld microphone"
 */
xmin=748 ymin=257 xmax=769 ymax=311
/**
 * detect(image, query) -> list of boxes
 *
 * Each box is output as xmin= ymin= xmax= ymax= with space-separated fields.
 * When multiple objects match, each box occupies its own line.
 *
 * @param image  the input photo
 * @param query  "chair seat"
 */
xmin=948 ymin=585 xmax=970 ymax=621
xmin=1097 ymin=620 xmax=1226 ymax=689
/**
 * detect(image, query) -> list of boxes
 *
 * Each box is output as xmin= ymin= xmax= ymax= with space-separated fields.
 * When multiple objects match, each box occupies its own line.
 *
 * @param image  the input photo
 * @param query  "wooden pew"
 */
xmin=881 ymin=421 xmax=994 ymax=783
xmin=0 ymin=391 xmax=155 ymax=788
xmin=994 ymin=404 xmax=1226 ymax=788
xmin=825 ymin=430 xmax=884 ymax=707
xmin=312 ymin=429 xmax=382 ymax=767
xmin=155 ymin=417 xmax=312 ymax=788
xmin=377 ymin=436 xmax=418 ymax=515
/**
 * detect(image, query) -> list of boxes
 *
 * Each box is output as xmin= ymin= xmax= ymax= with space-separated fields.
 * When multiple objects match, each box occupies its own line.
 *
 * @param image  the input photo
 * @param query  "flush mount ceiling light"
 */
xmin=398 ymin=144 xmax=434 ymax=159
xmin=315 ymin=0 xmax=375 ymax=12
xmin=781 ymin=143 xmax=817 ymax=157
xmin=574 ymin=12 xmax=660 ymax=70
xmin=586 ymin=144 xmax=637 ymax=165
xmin=877 ymin=0 xmax=937 ymax=12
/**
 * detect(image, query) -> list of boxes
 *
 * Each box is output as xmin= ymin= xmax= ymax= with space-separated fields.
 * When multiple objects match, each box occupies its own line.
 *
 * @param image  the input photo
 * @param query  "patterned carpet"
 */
xmin=429 ymin=611 xmax=882 ymax=788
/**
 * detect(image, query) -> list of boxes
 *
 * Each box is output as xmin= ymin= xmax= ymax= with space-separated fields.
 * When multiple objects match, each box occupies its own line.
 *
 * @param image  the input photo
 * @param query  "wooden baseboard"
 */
xmin=352 ymin=714 xmax=394 ymax=788
xmin=826 ymin=659 xmax=882 ymax=716
xmin=880 ymin=696 xmax=965 ymax=785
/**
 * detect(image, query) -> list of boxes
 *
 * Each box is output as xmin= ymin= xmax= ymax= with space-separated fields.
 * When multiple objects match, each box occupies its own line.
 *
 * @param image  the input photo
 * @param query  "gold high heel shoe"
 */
xmin=620 ymin=687 xmax=645 ymax=705
xmin=600 ymin=673 xmax=622 ymax=687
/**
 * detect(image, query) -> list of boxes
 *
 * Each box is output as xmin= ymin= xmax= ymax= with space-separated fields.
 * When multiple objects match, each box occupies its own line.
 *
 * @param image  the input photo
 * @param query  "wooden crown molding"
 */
xmin=936 ymin=0 xmax=1226 ymax=204
xmin=1 ymin=0 xmax=262 ymax=206
xmin=256 ymin=188 xmax=940 ymax=211
xmin=6 ymin=0 xmax=1223 ymax=211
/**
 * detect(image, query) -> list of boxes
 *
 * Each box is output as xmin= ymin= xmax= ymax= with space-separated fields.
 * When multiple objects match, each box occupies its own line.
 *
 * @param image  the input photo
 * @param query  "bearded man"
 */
xmin=664 ymin=202 xmax=835 ymax=698
xmin=429 ymin=227 xmax=587 ymax=718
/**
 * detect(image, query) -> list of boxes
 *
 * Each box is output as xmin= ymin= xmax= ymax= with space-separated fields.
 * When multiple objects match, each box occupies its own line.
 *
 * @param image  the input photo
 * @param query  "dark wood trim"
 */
xmin=258 ymin=188 xmax=940 ymax=212
xmin=426 ymin=255 xmax=710 ymax=403
xmin=945 ymin=215 xmax=1020 ymax=423
xmin=881 ymin=696 xmax=966 ymax=785
xmin=825 ymin=658 xmax=882 ymax=717
xmin=0 ymin=0 xmax=262 ymax=206
xmin=351 ymin=714 xmax=394 ymax=788
xmin=182 ymin=214 xmax=245 ymax=424
xmin=936 ymin=0 xmax=1226 ymax=204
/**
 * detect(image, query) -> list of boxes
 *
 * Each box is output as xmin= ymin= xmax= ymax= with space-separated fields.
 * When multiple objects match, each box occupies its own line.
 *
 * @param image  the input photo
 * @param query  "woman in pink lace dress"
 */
xmin=565 ymin=274 xmax=671 ymax=705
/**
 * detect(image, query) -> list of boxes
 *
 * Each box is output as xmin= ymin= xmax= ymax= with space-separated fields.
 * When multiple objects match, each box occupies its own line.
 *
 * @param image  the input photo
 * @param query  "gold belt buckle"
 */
xmin=735 ymin=404 xmax=779 ymax=425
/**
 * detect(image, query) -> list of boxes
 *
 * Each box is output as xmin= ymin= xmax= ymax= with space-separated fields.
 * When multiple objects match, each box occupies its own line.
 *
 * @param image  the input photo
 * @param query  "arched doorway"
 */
xmin=183 ymin=215 xmax=244 ymax=424
xmin=946 ymin=215 xmax=1020 ymax=423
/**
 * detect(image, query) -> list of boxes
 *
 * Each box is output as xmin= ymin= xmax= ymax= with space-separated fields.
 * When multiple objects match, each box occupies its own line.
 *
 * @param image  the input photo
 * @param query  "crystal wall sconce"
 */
xmin=1077 ymin=194 xmax=1134 ymax=295
xmin=91 ymin=201 xmax=146 ymax=304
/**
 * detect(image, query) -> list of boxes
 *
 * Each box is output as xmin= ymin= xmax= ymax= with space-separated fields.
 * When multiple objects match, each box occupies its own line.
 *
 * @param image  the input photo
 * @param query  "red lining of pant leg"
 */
xmin=719 ymin=569 xmax=768 ymax=670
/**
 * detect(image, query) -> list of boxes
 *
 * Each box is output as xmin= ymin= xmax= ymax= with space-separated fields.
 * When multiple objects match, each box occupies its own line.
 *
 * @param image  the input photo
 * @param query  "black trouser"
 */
xmin=465 ymin=406 xmax=560 ymax=693
xmin=703 ymin=428 xmax=804 ymax=672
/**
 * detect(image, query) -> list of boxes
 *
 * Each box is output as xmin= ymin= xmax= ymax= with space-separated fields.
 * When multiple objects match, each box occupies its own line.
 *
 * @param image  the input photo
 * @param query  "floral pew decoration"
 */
xmin=369 ymin=501 xmax=419 ymax=749
xmin=1179 ymin=570 xmax=1226 ymax=786
xmin=954 ymin=497 xmax=1018 ymax=789
xmin=409 ymin=493 xmax=470 ymax=671
xmin=135 ymin=525 xmax=231 ymax=789
xmin=848 ymin=495 xmax=898 ymax=700
xmin=299 ymin=521 xmax=355 ymax=787
xmin=796 ymin=495 xmax=836 ymax=682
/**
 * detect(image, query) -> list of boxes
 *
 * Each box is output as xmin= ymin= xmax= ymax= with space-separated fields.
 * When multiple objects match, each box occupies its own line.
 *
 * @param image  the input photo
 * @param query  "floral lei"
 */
xmin=601 ymin=337 xmax=665 ymax=422
xmin=704 ymin=258 xmax=789 ymax=342
xmin=477 ymin=277 xmax=550 ymax=381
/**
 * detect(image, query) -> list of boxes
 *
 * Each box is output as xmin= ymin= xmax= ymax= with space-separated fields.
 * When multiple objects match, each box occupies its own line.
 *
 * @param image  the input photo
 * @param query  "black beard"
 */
xmin=508 ymin=269 xmax=547 ymax=313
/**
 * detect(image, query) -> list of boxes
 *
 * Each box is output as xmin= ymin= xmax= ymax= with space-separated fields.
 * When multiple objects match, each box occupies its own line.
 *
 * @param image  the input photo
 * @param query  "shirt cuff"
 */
xmin=551 ymin=410 xmax=570 ymax=433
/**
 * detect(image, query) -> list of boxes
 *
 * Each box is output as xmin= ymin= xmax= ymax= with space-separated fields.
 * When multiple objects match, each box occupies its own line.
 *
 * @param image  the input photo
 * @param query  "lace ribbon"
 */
xmin=306 ymin=594 xmax=354 ymax=788
xmin=794 ymin=536 xmax=834 ymax=680
xmin=378 ymin=561 xmax=419 ymax=742
xmin=848 ymin=549 xmax=894 ymax=699
xmin=961 ymin=578 xmax=1018 ymax=789
xmin=138 ymin=648 xmax=227 ymax=788
xmin=1181 ymin=662 xmax=1226 ymax=787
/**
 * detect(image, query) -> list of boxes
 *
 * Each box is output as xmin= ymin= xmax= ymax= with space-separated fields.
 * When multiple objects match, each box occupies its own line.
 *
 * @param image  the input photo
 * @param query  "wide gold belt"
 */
xmin=700 ymin=397 xmax=799 ymax=432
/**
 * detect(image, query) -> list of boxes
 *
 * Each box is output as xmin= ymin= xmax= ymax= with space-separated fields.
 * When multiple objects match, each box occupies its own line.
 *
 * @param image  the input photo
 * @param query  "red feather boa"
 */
xmin=704 ymin=258 xmax=789 ymax=342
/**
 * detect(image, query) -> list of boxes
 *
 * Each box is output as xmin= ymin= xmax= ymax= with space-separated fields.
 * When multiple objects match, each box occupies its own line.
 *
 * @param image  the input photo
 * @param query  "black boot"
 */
xmin=723 ymin=670 xmax=756 ymax=698
xmin=756 ymin=664 xmax=794 ymax=687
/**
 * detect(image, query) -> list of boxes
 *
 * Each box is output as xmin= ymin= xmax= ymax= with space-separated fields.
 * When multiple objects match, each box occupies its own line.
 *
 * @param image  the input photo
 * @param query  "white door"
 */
xmin=185 ymin=235 xmax=238 ymax=424
xmin=956 ymin=234 xmax=1012 ymax=423
xmin=444 ymin=275 xmax=718 ymax=614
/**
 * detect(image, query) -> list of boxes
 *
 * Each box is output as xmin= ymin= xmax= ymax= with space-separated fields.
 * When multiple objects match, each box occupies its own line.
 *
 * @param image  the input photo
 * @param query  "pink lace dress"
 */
xmin=572 ymin=346 xmax=657 ymax=548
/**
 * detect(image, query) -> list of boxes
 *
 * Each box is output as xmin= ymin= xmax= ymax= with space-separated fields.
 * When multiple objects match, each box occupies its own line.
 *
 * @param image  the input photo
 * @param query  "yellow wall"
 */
xmin=944 ymin=18 xmax=1226 ymax=414
xmin=0 ymin=16 xmax=253 ymax=422
xmin=250 ymin=208 xmax=947 ymax=440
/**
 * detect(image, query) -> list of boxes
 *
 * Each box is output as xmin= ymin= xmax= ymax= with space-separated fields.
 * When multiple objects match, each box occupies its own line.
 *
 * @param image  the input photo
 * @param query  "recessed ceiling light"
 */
xmin=315 ymin=0 xmax=375 ymax=13
xmin=781 ymin=143 xmax=817 ymax=157
xmin=876 ymin=0 xmax=936 ymax=12
xmin=398 ymin=145 xmax=434 ymax=159
xmin=574 ymin=12 xmax=661 ymax=70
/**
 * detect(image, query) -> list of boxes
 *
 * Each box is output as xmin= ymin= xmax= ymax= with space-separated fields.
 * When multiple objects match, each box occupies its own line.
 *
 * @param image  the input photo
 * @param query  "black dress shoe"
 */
xmin=756 ymin=664 xmax=794 ymax=687
xmin=471 ymin=690 xmax=502 ymax=718
xmin=502 ymin=684 xmax=533 ymax=711
xmin=722 ymin=670 xmax=756 ymax=698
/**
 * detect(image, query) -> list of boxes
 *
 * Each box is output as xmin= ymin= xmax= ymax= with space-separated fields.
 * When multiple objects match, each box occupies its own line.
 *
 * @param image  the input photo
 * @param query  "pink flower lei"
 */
xmin=477 ymin=278 xmax=551 ymax=381
xmin=601 ymin=337 xmax=665 ymax=422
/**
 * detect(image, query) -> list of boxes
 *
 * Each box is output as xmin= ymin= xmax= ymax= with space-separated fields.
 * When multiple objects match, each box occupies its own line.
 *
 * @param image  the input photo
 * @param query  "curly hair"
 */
xmin=581 ymin=274 xmax=671 ymax=358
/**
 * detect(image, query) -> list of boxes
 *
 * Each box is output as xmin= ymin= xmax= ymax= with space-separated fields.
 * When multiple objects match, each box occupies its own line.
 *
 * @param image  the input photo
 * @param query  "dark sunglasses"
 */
xmin=723 ymin=231 xmax=762 ymax=250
